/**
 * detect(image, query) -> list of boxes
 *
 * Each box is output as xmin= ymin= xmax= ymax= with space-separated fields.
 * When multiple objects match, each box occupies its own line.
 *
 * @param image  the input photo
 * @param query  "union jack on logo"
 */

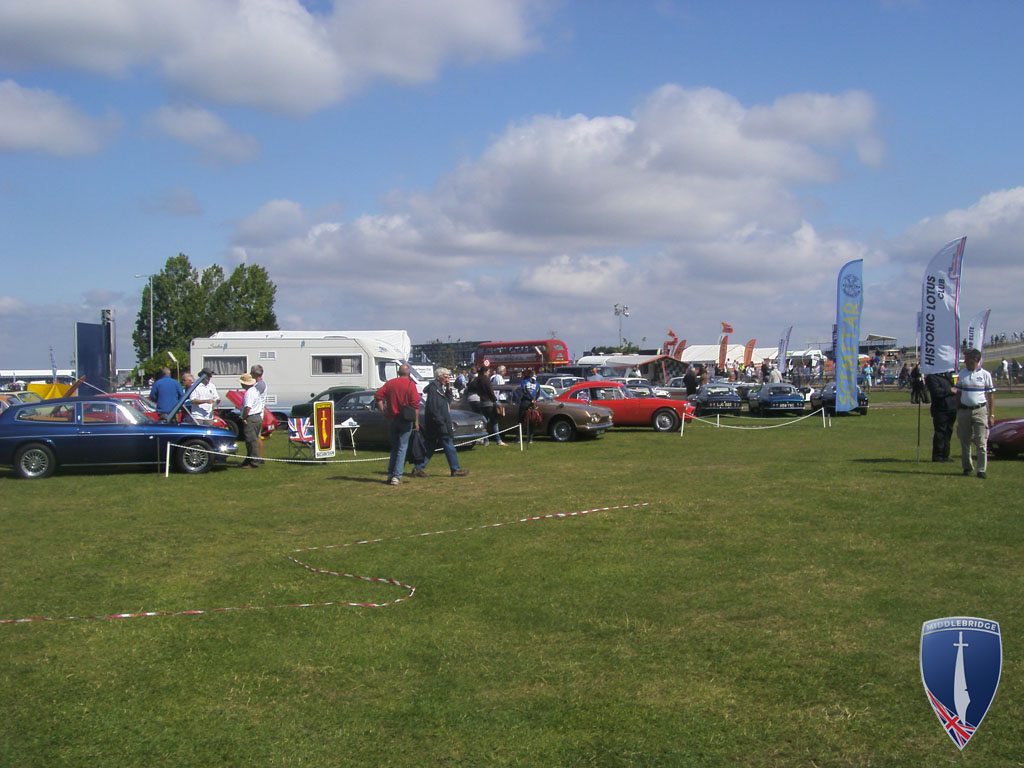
xmin=924 ymin=687 xmax=976 ymax=749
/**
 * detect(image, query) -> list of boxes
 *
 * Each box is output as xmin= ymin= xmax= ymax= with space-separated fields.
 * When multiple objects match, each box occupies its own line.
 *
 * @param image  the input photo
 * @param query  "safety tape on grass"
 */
xmin=0 ymin=502 xmax=655 ymax=625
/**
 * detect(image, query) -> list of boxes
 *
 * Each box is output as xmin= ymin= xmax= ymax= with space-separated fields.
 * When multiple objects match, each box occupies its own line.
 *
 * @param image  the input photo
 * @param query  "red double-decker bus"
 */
xmin=473 ymin=339 xmax=571 ymax=372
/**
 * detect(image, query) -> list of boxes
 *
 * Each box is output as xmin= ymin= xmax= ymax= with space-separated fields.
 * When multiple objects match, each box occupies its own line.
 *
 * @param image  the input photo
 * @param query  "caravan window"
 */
xmin=312 ymin=355 xmax=362 ymax=376
xmin=203 ymin=356 xmax=247 ymax=376
xmin=378 ymin=360 xmax=423 ymax=383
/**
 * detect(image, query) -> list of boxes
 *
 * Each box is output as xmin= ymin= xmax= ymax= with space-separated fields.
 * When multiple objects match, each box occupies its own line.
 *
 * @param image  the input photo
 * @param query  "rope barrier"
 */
xmin=1 ymin=501 xmax=655 ymax=625
xmin=161 ymin=424 xmax=525 ymax=476
xmin=690 ymin=407 xmax=830 ymax=430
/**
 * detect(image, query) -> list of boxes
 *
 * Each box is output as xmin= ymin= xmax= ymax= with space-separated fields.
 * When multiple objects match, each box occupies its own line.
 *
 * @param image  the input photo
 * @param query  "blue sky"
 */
xmin=2 ymin=0 xmax=1022 ymax=369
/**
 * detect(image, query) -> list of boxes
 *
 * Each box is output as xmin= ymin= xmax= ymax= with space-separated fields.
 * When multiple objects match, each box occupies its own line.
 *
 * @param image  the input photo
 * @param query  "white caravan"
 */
xmin=189 ymin=330 xmax=425 ymax=420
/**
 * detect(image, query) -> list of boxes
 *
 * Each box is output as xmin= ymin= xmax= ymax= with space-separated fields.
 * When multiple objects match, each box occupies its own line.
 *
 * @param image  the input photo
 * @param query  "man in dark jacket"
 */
xmin=410 ymin=368 xmax=469 ymax=478
xmin=925 ymin=371 xmax=957 ymax=462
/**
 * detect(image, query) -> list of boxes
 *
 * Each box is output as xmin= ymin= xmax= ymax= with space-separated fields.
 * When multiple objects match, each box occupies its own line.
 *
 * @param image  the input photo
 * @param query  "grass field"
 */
xmin=2 ymin=403 xmax=1022 ymax=767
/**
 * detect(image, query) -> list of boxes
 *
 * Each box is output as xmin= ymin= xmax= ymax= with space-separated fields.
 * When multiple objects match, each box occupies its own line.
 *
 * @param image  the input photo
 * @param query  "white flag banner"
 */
xmin=966 ymin=309 xmax=991 ymax=354
xmin=920 ymin=237 xmax=965 ymax=375
xmin=777 ymin=326 xmax=793 ymax=374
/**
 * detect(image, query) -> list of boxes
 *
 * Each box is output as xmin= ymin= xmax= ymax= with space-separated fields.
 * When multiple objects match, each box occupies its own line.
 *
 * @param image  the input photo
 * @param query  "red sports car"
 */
xmin=989 ymin=417 xmax=1024 ymax=458
xmin=224 ymin=389 xmax=280 ymax=438
xmin=555 ymin=381 xmax=694 ymax=431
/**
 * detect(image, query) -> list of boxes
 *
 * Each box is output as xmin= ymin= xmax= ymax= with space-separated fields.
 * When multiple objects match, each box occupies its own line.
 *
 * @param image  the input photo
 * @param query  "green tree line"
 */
xmin=133 ymin=254 xmax=278 ymax=377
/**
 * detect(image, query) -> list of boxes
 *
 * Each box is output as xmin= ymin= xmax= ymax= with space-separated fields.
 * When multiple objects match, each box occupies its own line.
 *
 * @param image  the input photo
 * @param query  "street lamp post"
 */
xmin=135 ymin=274 xmax=153 ymax=361
xmin=614 ymin=303 xmax=629 ymax=349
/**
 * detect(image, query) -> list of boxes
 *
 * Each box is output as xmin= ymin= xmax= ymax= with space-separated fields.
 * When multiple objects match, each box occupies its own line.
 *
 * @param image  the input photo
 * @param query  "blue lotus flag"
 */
xmin=921 ymin=617 xmax=1001 ymax=750
xmin=834 ymin=259 xmax=863 ymax=412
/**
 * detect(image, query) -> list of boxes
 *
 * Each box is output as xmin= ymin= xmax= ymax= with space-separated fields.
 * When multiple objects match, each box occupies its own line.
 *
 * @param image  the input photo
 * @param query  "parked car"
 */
xmin=809 ymin=382 xmax=869 ymax=415
xmin=223 ymin=389 xmax=281 ymax=438
xmin=290 ymin=385 xmax=364 ymax=418
xmin=748 ymin=384 xmax=806 ymax=415
xmin=988 ymin=417 xmax=1024 ymax=458
xmin=102 ymin=392 xmax=231 ymax=431
xmin=555 ymin=381 xmax=694 ymax=432
xmin=537 ymin=375 xmax=584 ymax=392
xmin=692 ymin=383 xmax=743 ymax=416
xmin=608 ymin=377 xmax=669 ymax=398
xmin=332 ymin=390 xmax=487 ymax=448
xmin=0 ymin=397 xmax=237 ymax=478
xmin=456 ymin=384 xmax=614 ymax=442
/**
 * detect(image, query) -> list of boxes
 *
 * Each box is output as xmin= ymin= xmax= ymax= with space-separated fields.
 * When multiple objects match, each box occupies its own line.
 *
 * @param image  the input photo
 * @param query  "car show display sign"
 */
xmin=920 ymin=236 xmax=965 ymax=375
xmin=834 ymin=259 xmax=863 ymax=412
xmin=965 ymin=308 xmax=990 ymax=354
xmin=313 ymin=400 xmax=335 ymax=458
xmin=920 ymin=617 xmax=1001 ymax=750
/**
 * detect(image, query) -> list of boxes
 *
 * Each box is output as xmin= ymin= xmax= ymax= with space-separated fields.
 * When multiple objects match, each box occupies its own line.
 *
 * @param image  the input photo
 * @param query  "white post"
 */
xmin=518 ymin=423 xmax=524 ymax=451
xmin=717 ymin=413 xmax=720 ymax=428
xmin=164 ymin=441 xmax=171 ymax=477
xmin=821 ymin=407 xmax=826 ymax=429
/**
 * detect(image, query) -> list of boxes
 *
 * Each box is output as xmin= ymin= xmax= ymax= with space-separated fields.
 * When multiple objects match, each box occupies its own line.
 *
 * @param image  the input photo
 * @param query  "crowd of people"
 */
xmin=374 ymin=363 xmax=548 ymax=486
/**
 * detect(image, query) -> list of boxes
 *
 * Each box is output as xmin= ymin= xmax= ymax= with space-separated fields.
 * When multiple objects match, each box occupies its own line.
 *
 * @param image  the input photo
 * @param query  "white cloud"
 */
xmin=147 ymin=105 xmax=260 ymax=164
xmin=0 ymin=0 xmax=538 ymax=115
xmin=0 ymin=79 xmax=112 ymax=155
xmin=223 ymin=84 xmax=893 ymax=346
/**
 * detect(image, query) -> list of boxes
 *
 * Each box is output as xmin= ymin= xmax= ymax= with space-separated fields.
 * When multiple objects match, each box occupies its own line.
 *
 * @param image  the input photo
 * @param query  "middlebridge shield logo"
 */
xmin=920 ymin=617 xmax=1001 ymax=750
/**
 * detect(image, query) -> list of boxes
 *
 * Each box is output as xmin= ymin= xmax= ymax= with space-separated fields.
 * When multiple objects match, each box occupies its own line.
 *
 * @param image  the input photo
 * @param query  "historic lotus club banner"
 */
xmin=834 ymin=260 xmax=863 ymax=412
xmin=920 ymin=237 xmax=966 ymax=375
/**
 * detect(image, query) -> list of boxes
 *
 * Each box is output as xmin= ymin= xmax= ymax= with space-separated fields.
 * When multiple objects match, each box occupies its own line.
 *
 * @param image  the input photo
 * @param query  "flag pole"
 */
xmin=916 ymin=402 xmax=921 ymax=463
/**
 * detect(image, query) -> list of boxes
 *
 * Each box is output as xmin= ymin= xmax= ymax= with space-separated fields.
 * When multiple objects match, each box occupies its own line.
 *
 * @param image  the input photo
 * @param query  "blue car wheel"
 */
xmin=15 ymin=443 xmax=55 ymax=479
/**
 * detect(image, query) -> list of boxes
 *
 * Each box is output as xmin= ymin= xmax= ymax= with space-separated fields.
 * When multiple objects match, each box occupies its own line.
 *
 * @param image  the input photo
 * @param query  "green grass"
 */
xmin=2 ymin=406 xmax=1022 ymax=767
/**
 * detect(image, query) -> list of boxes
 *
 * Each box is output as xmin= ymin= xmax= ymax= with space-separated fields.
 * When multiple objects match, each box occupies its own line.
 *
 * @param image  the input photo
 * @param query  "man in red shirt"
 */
xmin=375 ymin=364 xmax=421 ymax=485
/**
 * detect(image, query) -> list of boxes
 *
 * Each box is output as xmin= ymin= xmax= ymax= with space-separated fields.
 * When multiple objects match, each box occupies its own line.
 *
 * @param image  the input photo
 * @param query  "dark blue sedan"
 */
xmin=692 ymin=383 xmax=743 ymax=416
xmin=748 ymin=384 xmax=806 ymax=415
xmin=810 ymin=382 xmax=869 ymax=415
xmin=0 ymin=397 xmax=238 ymax=478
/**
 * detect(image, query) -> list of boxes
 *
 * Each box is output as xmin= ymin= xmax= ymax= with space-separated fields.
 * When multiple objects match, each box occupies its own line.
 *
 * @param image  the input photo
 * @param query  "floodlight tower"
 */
xmin=614 ymin=303 xmax=629 ymax=349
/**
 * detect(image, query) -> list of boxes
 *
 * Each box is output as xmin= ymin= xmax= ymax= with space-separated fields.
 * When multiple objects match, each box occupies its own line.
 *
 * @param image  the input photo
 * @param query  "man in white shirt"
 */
xmin=955 ymin=348 xmax=996 ymax=479
xmin=490 ymin=365 xmax=507 ymax=387
xmin=239 ymin=373 xmax=264 ymax=468
xmin=190 ymin=370 xmax=220 ymax=424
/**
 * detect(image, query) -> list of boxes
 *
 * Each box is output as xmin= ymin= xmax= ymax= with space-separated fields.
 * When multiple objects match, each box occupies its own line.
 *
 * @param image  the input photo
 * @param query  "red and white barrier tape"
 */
xmin=1 ymin=502 xmax=655 ymax=625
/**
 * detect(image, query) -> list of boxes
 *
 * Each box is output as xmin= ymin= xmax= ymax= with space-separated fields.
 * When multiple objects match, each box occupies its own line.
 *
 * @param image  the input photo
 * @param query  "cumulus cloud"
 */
xmin=147 ymin=105 xmax=260 ymax=164
xmin=0 ymin=0 xmax=537 ymax=115
xmin=0 ymin=79 xmax=112 ymax=155
xmin=224 ymin=84 xmax=893 ymax=346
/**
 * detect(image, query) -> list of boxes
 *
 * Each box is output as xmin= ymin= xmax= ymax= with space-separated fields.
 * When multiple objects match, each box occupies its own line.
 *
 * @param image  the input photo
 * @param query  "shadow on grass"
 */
xmin=849 ymin=457 xmax=920 ymax=463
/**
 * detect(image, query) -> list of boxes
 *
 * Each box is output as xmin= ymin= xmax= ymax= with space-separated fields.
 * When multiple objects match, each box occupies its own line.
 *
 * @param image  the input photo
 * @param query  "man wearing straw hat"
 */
xmin=239 ymin=372 xmax=264 ymax=468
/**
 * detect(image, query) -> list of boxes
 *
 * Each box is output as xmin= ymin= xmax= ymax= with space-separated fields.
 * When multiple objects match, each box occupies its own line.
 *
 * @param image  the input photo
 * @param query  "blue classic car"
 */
xmin=748 ymin=384 xmax=806 ymax=415
xmin=692 ymin=383 xmax=743 ymax=416
xmin=0 ymin=395 xmax=237 ymax=478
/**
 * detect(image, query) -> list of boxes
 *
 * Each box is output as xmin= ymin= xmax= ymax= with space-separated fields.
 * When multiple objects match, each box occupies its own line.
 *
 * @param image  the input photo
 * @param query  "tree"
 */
xmin=133 ymin=254 xmax=278 ymax=367
xmin=211 ymin=263 xmax=278 ymax=332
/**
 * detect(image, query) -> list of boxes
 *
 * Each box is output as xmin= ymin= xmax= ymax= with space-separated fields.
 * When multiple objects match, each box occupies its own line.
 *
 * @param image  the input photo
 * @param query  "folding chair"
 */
xmin=286 ymin=417 xmax=315 ymax=460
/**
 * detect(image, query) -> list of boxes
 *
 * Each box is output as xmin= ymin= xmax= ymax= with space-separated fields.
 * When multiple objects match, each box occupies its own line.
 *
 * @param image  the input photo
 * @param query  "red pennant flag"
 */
xmin=721 ymin=321 xmax=734 ymax=334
